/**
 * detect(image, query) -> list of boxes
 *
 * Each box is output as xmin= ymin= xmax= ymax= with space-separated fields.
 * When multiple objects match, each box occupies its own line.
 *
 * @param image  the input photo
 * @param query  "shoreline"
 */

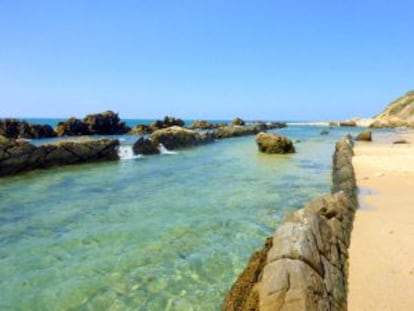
xmin=348 ymin=130 xmax=414 ymax=310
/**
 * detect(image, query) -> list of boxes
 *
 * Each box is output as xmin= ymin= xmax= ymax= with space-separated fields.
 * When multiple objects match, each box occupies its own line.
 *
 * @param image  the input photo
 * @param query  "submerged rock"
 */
xmin=320 ymin=129 xmax=330 ymax=135
xmin=393 ymin=139 xmax=409 ymax=144
xmin=0 ymin=119 xmax=56 ymax=139
xmin=255 ymin=132 xmax=295 ymax=154
xmin=355 ymin=130 xmax=372 ymax=141
xmin=0 ymin=138 xmax=119 ymax=177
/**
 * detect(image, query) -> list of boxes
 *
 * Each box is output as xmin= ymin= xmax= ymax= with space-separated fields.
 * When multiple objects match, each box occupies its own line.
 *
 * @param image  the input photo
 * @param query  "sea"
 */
xmin=0 ymin=119 xmax=368 ymax=310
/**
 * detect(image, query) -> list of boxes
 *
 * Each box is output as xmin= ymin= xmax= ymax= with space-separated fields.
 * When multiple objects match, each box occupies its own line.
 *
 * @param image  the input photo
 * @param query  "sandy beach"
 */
xmin=348 ymin=130 xmax=414 ymax=310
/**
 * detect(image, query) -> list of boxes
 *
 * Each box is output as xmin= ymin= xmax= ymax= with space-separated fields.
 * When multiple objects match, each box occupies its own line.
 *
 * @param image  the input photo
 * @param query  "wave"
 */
xmin=158 ymin=143 xmax=177 ymax=155
xmin=118 ymin=145 xmax=142 ymax=160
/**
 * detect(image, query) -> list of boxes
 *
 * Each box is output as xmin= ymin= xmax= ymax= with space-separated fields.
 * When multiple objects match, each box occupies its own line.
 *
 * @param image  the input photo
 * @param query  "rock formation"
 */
xmin=214 ymin=124 xmax=266 ymax=139
xmin=188 ymin=120 xmax=218 ymax=129
xmin=255 ymin=132 xmax=295 ymax=154
xmin=355 ymin=130 xmax=372 ymax=142
xmin=0 ymin=119 xmax=57 ymax=139
xmin=369 ymin=91 xmax=414 ymax=128
xmin=56 ymin=111 xmax=130 ymax=136
xmin=132 ymin=126 xmax=214 ymax=155
xmin=339 ymin=120 xmax=357 ymax=127
xmin=231 ymin=117 xmax=246 ymax=126
xmin=0 ymin=137 xmax=119 ymax=177
xmin=150 ymin=116 xmax=185 ymax=131
xmin=222 ymin=137 xmax=357 ymax=311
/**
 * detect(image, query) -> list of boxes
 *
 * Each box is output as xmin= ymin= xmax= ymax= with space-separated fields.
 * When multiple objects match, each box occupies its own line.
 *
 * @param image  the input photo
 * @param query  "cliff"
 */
xmin=370 ymin=91 xmax=414 ymax=128
xmin=222 ymin=137 xmax=357 ymax=311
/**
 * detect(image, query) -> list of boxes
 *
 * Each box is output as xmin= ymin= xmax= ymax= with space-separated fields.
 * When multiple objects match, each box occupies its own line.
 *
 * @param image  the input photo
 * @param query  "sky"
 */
xmin=0 ymin=0 xmax=413 ymax=121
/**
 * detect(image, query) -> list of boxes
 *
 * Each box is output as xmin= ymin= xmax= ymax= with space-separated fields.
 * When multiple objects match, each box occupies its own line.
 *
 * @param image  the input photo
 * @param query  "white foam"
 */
xmin=158 ymin=143 xmax=177 ymax=155
xmin=118 ymin=145 xmax=142 ymax=160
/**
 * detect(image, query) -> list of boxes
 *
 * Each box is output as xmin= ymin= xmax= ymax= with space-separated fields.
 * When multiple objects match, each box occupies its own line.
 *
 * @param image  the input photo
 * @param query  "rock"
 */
xmin=255 ymin=132 xmax=295 ymax=154
xmin=0 ymin=119 xmax=57 ymax=139
xmin=83 ymin=111 xmax=130 ymax=134
xmin=320 ymin=129 xmax=330 ymax=135
xmin=56 ymin=111 xmax=130 ymax=136
xmin=329 ymin=121 xmax=339 ymax=127
xmin=339 ymin=120 xmax=357 ymax=127
xmin=393 ymin=139 xmax=409 ymax=144
xmin=214 ymin=124 xmax=265 ymax=139
xmin=56 ymin=117 xmax=90 ymax=136
xmin=149 ymin=126 xmax=213 ymax=150
xmin=128 ymin=124 xmax=152 ymax=135
xmin=355 ymin=130 xmax=372 ymax=141
xmin=150 ymin=116 xmax=184 ymax=132
xmin=264 ymin=121 xmax=287 ymax=130
xmin=132 ymin=137 xmax=160 ymax=155
xmin=231 ymin=117 xmax=246 ymax=126
xmin=188 ymin=120 xmax=217 ymax=129
xmin=0 ymin=138 xmax=119 ymax=177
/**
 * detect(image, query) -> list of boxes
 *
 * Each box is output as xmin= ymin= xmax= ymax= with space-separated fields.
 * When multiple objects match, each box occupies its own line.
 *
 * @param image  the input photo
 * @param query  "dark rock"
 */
xmin=0 ymin=119 xmax=57 ymax=139
xmin=56 ymin=117 xmax=90 ymax=136
xmin=150 ymin=116 xmax=184 ymax=132
xmin=231 ymin=117 xmax=246 ymax=126
xmin=355 ymin=130 xmax=372 ymax=142
xmin=132 ymin=137 xmax=160 ymax=155
xmin=320 ymin=129 xmax=330 ymax=135
xmin=0 ymin=138 xmax=119 ymax=177
xmin=83 ymin=111 xmax=130 ymax=135
xmin=264 ymin=121 xmax=287 ymax=129
xmin=255 ymin=132 xmax=295 ymax=154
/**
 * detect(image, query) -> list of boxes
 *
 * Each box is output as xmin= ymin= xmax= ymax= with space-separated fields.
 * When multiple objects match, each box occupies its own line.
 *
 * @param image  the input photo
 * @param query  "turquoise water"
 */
xmin=0 ymin=125 xmax=362 ymax=310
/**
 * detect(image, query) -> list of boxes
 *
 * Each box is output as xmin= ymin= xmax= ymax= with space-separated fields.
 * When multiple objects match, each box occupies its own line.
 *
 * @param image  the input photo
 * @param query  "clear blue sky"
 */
xmin=0 ymin=0 xmax=413 ymax=120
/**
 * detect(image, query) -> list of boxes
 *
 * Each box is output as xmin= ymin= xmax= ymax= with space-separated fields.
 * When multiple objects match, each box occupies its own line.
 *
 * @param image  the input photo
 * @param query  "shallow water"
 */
xmin=0 ymin=125 xmax=364 ymax=310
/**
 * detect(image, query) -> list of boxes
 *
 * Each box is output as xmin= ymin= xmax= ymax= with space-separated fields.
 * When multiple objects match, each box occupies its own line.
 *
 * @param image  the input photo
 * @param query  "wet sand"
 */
xmin=348 ymin=130 xmax=414 ymax=310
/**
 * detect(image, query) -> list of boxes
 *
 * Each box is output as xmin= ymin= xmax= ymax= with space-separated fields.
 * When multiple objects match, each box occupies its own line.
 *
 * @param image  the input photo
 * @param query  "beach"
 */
xmin=349 ymin=131 xmax=414 ymax=310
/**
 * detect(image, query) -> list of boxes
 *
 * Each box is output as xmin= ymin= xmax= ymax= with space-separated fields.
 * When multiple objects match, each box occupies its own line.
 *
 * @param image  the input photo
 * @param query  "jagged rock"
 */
xmin=214 ymin=124 xmax=265 ymax=139
xmin=149 ymin=126 xmax=213 ymax=150
xmin=83 ymin=111 xmax=130 ymax=134
xmin=255 ymin=132 xmax=295 ymax=154
xmin=188 ymin=120 xmax=217 ymax=129
xmin=0 ymin=119 xmax=57 ymax=139
xmin=132 ymin=137 xmax=160 ymax=155
xmin=56 ymin=111 xmax=130 ymax=136
xmin=0 ymin=138 xmax=119 ymax=177
xmin=56 ymin=117 xmax=90 ymax=136
xmin=355 ymin=130 xmax=372 ymax=142
xmin=150 ymin=116 xmax=184 ymax=132
xmin=231 ymin=117 xmax=246 ymax=126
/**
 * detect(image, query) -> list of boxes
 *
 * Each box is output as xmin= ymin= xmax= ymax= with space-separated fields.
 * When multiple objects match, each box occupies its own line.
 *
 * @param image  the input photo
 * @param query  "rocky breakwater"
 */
xmin=133 ymin=126 xmax=213 ymax=155
xmin=0 ymin=119 xmax=56 ymax=139
xmin=222 ymin=137 xmax=357 ymax=311
xmin=56 ymin=111 xmax=130 ymax=136
xmin=0 ymin=136 xmax=119 ymax=177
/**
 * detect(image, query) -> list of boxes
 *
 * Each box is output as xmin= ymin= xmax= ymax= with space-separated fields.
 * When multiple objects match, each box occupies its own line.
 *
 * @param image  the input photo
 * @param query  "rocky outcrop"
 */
xmin=56 ymin=111 xmax=130 ymax=136
xmin=255 ymin=133 xmax=295 ymax=154
xmin=214 ymin=124 xmax=266 ymax=139
xmin=128 ymin=124 xmax=152 ymax=135
xmin=222 ymin=137 xmax=357 ymax=311
xmin=369 ymin=91 xmax=414 ymax=128
xmin=355 ymin=130 xmax=372 ymax=142
xmin=0 ymin=137 xmax=119 ymax=177
xmin=150 ymin=116 xmax=185 ymax=131
xmin=0 ymin=119 xmax=57 ymax=139
xmin=232 ymin=118 xmax=246 ymax=126
xmin=188 ymin=120 xmax=218 ymax=129
xmin=132 ymin=126 xmax=213 ymax=154
xmin=339 ymin=120 xmax=357 ymax=127
xmin=264 ymin=122 xmax=287 ymax=130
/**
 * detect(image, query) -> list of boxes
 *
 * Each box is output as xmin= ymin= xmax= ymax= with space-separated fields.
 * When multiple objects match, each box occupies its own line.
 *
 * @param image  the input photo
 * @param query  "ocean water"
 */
xmin=0 ymin=125 xmax=364 ymax=310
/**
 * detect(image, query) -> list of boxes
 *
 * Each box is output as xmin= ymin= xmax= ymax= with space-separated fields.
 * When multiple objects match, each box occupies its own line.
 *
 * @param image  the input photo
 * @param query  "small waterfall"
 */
xmin=118 ymin=145 xmax=141 ymax=160
xmin=158 ymin=143 xmax=177 ymax=155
